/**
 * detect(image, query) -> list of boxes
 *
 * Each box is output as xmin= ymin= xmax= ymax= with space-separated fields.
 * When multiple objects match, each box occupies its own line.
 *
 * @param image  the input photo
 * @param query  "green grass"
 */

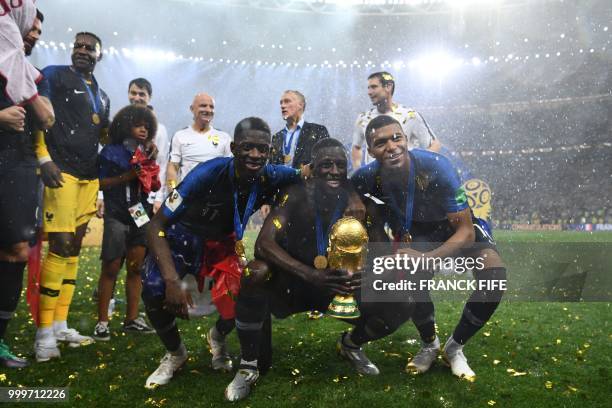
xmin=1 ymin=231 xmax=611 ymax=407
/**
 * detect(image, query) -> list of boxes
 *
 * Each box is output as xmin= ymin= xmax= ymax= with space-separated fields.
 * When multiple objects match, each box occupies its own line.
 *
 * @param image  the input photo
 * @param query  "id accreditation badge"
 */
xmin=128 ymin=202 xmax=150 ymax=227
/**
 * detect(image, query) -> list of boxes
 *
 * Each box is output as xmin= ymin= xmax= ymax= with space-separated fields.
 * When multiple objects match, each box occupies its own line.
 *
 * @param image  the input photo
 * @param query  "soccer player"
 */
xmin=352 ymin=115 xmax=506 ymax=380
xmin=33 ymin=31 xmax=110 ymax=362
xmin=351 ymin=72 xmax=440 ymax=169
xmin=226 ymin=138 xmax=377 ymax=401
xmin=93 ymin=105 xmax=159 ymax=341
xmin=142 ymin=117 xmax=304 ymax=388
xmin=0 ymin=8 xmax=52 ymax=368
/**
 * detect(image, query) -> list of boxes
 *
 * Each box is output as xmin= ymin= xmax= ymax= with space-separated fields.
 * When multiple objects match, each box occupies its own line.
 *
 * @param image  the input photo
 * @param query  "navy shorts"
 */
xmin=0 ymin=164 xmax=40 ymax=248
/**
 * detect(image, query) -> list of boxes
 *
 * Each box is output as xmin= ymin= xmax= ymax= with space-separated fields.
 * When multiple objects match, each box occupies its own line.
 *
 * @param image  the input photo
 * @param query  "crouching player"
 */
xmin=352 ymin=115 xmax=506 ymax=381
xmin=141 ymin=117 xmax=305 ymax=388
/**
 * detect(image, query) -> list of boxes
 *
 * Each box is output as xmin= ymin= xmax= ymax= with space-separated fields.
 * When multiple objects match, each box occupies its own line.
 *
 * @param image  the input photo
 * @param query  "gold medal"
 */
xmin=314 ymin=255 xmax=328 ymax=270
xmin=402 ymin=233 xmax=412 ymax=243
xmin=92 ymin=113 xmax=100 ymax=125
xmin=235 ymin=240 xmax=245 ymax=258
xmin=284 ymin=154 xmax=292 ymax=164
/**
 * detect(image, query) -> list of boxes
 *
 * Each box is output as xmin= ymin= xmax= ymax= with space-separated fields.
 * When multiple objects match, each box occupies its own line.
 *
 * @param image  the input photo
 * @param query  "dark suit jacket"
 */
xmin=271 ymin=121 xmax=330 ymax=168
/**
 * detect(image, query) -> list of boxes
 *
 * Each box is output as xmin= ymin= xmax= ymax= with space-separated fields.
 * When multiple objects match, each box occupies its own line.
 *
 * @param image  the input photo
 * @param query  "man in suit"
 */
xmin=271 ymin=90 xmax=329 ymax=168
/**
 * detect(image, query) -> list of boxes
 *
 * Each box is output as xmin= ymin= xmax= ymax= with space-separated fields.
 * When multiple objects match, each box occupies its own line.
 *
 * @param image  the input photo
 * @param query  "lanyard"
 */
xmin=229 ymin=161 xmax=260 ymax=241
xmin=314 ymin=187 xmax=347 ymax=256
xmin=381 ymin=154 xmax=416 ymax=240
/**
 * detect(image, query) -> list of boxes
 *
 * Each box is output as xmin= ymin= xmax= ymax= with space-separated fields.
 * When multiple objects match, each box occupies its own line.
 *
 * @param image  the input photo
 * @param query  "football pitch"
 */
xmin=1 ymin=231 xmax=610 ymax=407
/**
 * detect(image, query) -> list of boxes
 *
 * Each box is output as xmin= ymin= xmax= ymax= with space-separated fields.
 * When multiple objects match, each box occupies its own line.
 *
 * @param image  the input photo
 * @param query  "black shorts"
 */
xmin=268 ymin=270 xmax=334 ymax=319
xmin=0 ymin=164 xmax=40 ymax=248
xmin=100 ymin=216 xmax=147 ymax=261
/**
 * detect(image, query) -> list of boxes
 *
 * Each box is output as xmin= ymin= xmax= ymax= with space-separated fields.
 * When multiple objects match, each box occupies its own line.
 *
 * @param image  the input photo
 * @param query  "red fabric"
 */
xmin=130 ymin=147 xmax=161 ymax=194
xmin=26 ymin=236 xmax=42 ymax=326
xmin=198 ymin=235 xmax=243 ymax=320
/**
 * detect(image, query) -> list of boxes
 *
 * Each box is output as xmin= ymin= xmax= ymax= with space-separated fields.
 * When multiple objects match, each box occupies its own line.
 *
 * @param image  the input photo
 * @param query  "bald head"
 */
xmin=190 ymin=93 xmax=215 ymax=131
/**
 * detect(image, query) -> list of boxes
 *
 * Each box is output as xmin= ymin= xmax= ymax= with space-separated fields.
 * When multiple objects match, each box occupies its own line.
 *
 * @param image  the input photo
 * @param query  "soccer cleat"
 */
xmin=34 ymin=337 xmax=61 ymax=363
xmin=54 ymin=328 xmax=94 ymax=348
xmin=225 ymin=366 xmax=259 ymax=402
xmin=206 ymin=327 xmax=233 ymax=372
xmin=0 ymin=340 xmax=28 ymax=368
xmin=93 ymin=322 xmax=111 ymax=341
xmin=442 ymin=338 xmax=476 ymax=381
xmin=405 ymin=337 xmax=440 ymax=374
xmin=145 ymin=351 xmax=188 ymax=389
xmin=124 ymin=317 xmax=155 ymax=334
xmin=337 ymin=332 xmax=380 ymax=375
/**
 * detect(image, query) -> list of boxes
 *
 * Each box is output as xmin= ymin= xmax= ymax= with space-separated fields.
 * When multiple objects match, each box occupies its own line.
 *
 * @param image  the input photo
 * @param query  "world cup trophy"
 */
xmin=326 ymin=216 xmax=368 ymax=319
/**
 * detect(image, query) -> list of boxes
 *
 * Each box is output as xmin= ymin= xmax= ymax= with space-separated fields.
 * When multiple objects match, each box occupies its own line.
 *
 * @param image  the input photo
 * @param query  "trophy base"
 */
xmin=327 ymin=295 xmax=360 ymax=319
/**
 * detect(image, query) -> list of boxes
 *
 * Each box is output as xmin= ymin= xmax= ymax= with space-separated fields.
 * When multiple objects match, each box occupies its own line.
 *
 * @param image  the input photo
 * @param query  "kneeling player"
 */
xmin=352 ymin=115 xmax=506 ymax=381
xmin=142 ymin=117 xmax=303 ymax=388
xmin=226 ymin=139 xmax=408 ymax=401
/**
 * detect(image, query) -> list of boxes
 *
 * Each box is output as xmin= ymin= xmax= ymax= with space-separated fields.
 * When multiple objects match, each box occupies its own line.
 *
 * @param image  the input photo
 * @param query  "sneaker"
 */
xmin=93 ymin=322 xmax=111 ymax=341
xmin=405 ymin=337 xmax=440 ymax=374
xmin=55 ymin=328 xmax=94 ymax=348
xmin=337 ymin=332 xmax=380 ymax=375
xmin=225 ymin=365 xmax=259 ymax=402
xmin=206 ymin=328 xmax=233 ymax=372
xmin=124 ymin=317 xmax=155 ymax=334
xmin=145 ymin=351 xmax=188 ymax=389
xmin=34 ymin=337 xmax=61 ymax=363
xmin=0 ymin=340 xmax=28 ymax=368
xmin=442 ymin=338 xmax=476 ymax=381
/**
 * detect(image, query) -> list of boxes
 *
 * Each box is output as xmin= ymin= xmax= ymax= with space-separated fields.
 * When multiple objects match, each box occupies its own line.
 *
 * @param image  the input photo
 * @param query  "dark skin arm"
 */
xmin=146 ymin=210 xmax=193 ymax=319
xmin=254 ymin=188 xmax=354 ymax=295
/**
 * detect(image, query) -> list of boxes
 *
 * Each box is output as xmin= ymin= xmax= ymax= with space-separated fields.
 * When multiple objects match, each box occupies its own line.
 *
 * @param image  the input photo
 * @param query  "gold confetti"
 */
xmin=567 ymin=385 xmax=578 ymax=392
xmin=493 ymin=360 xmax=501 ymax=365
xmin=273 ymin=218 xmax=282 ymax=229
xmin=384 ymin=385 xmax=391 ymax=392
xmin=109 ymin=384 xmax=119 ymax=391
xmin=488 ymin=401 xmax=496 ymax=406
xmin=545 ymin=381 xmax=553 ymax=389
xmin=0 ymin=374 xmax=6 ymax=382
xmin=583 ymin=343 xmax=590 ymax=349
xmin=483 ymin=332 xmax=491 ymax=337
xmin=97 ymin=363 xmax=107 ymax=370
xmin=556 ymin=339 xmax=561 ymax=344
xmin=291 ymin=368 xmax=300 ymax=376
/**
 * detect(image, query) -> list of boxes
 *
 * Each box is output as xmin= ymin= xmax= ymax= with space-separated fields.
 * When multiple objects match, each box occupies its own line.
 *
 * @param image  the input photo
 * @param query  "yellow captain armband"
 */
xmin=34 ymin=130 xmax=51 ymax=164
xmin=157 ymin=231 xmax=166 ymax=237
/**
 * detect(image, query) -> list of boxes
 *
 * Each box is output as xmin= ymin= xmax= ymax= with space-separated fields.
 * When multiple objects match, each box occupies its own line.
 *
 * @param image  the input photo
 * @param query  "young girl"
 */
xmin=94 ymin=104 xmax=159 ymax=340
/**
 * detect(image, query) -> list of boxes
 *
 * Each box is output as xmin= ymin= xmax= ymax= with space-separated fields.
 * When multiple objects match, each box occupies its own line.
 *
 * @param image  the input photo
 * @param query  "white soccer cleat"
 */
xmin=406 ymin=337 xmax=440 ymax=374
xmin=225 ymin=366 xmax=259 ymax=402
xmin=337 ymin=333 xmax=380 ymax=376
xmin=443 ymin=339 xmax=476 ymax=381
xmin=145 ymin=351 xmax=188 ymax=389
xmin=34 ymin=338 xmax=61 ymax=363
xmin=206 ymin=328 xmax=233 ymax=372
xmin=54 ymin=328 xmax=94 ymax=348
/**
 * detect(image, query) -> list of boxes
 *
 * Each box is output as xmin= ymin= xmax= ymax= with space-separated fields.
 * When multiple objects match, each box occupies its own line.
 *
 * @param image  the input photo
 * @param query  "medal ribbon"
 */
xmin=77 ymin=75 xmax=102 ymax=116
xmin=230 ymin=161 xmax=260 ymax=242
xmin=383 ymin=153 xmax=416 ymax=241
xmin=314 ymin=187 xmax=347 ymax=257
xmin=283 ymin=126 xmax=300 ymax=155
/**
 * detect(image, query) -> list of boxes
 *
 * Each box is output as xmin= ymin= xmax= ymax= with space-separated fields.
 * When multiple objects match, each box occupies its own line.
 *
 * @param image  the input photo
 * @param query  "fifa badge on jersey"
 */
xmin=165 ymin=190 xmax=183 ymax=212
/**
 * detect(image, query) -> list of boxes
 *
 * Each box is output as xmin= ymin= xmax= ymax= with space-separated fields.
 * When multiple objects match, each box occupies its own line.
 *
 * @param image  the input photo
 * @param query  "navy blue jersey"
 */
xmin=0 ymin=75 xmax=40 ymax=172
xmin=162 ymin=157 xmax=301 ymax=239
xmin=351 ymin=149 xmax=468 ymax=236
xmin=98 ymin=144 xmax=150 ymax=225
xmin=39 ymin=65 xmax=110 ymax=180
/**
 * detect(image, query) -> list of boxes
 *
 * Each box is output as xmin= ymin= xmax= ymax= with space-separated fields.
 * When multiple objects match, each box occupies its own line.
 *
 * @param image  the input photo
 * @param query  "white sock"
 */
xmin=423 ymin=336 xmax=440 ymax=349
xmin=53 ymin=320 xmax=68 ymax=333
xmin=171 ymin=343 xmax=187 ymax=357
xmin=443 ymin=336 xmax=463 ymax=355
xmin=97 ymin=321 xmax=109 ymax=327
xmin=36 ymin=327 xmax=54 ymax=341
xmin=239 ymin=358 xmax=258 ymax=369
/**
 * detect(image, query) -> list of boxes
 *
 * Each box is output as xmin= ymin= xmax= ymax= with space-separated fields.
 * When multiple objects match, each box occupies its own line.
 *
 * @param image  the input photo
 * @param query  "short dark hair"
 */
xmin=75 ymin=31 xmax=102 ymax=48
xmin=311 ymin=138 xmax=347 ymax=163
xmin=128 ymin=78 xmax=152 ymax=96
xmin=234 ymin=117 xmax=271 ymax=143
xmin=109 ymin=105 xmax=157 ymax=145
xmin=365 ymin=115 xmax=402 ymax=146
xmin=36 ymin=9 xmax=44 ymax=23
xmin=368 ymin=71 xmax=395 ymax=95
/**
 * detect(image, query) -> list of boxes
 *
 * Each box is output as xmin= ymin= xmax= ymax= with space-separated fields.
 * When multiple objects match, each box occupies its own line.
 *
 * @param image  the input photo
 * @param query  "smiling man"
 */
xmin=226 ymin=138 xmax=377 ymax=402
xmin=33 ymin=31 xmax=110 ymax=362
xmin=165 ymin=92 xmax=231 ymax=190
xmin=142 ymin=117 xmax=304 ymax=389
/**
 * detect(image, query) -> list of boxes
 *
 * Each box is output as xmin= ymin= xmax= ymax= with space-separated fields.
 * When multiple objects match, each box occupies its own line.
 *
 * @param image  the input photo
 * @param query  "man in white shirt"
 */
xmin=351 ymin=71 xmax=441 ymax=169
xmin=166 ymin=93 xmax=231 ymax=189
